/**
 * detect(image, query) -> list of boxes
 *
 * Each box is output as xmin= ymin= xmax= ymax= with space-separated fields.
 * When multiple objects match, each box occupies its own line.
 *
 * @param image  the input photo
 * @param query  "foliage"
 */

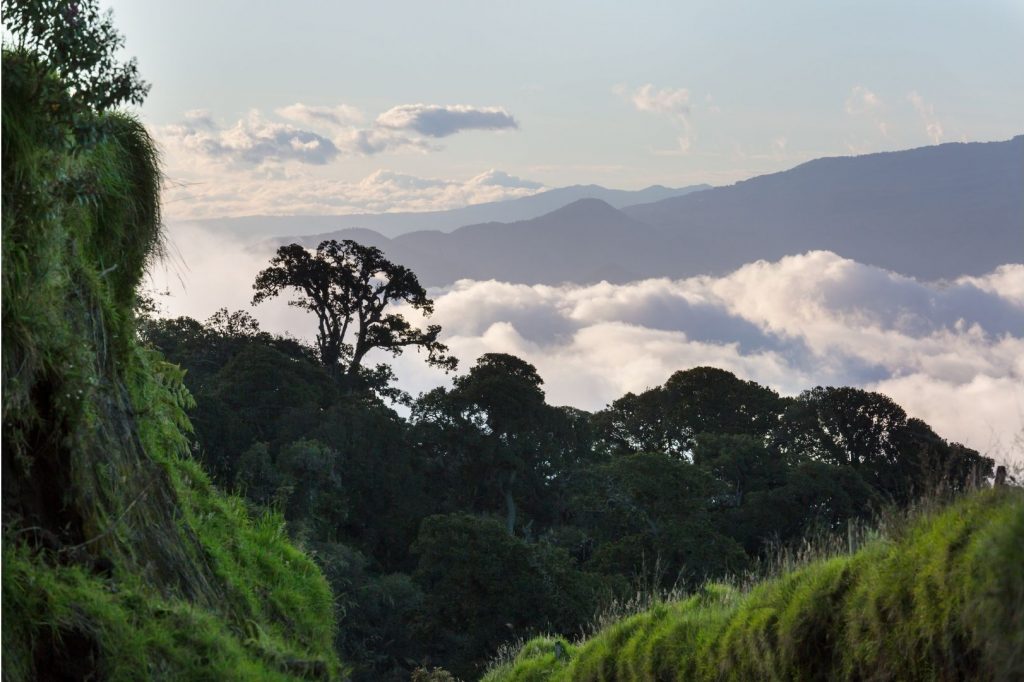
xmin=252 ymin=239 xmax=457 ymax=381
xmin=412 ymin=514 xmax=612 ymax=680
xmin=1 ymin=44 xmax=337 ymax=679
xmin=593 ymin=367 xmax=786 ymax=458
xmin=3 ymin=0 xmax=148 ymax=137
xmin=484 ymin=487 xmax=1024 ymax=682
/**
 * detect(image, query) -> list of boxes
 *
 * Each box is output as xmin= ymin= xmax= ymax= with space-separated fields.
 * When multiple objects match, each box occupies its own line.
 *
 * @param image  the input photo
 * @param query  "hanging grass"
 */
xmin=2 ymin=50 xmax=340 ymax=680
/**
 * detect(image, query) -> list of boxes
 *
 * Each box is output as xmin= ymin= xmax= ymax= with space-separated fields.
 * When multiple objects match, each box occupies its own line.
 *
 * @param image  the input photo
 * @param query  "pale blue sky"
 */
xmin=106 ymin=0 xmax=1024 ymax=217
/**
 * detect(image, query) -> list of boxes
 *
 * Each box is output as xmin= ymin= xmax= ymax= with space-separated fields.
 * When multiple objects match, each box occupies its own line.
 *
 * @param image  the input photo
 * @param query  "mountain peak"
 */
xmin=544 ymin=197 xmax=622 ymax=220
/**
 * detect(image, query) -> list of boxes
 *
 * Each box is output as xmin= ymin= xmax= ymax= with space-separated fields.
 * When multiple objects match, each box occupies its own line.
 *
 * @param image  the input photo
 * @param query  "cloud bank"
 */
xmin=160 ymin=100 xmax=520 ymax=168
xmin=152 ymin=234 xmax=1024 ymax=463
xmin=156 ymin=101 xmax=531 ymax=219
xmin=160 ymin=167 xmax=546 ymax=219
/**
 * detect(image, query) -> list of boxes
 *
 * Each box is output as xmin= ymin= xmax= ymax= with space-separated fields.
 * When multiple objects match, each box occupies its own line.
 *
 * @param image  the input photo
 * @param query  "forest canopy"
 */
xmin=142 ymin=307 xmax=994 ymax=680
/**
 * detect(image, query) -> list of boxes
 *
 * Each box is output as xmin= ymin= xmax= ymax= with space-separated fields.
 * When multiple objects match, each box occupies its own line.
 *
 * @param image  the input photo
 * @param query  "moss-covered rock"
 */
xmin=1 ymin=50 xmax=339 ymax=680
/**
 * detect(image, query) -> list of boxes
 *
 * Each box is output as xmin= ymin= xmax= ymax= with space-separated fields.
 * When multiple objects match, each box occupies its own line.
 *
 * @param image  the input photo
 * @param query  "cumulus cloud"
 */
xmin=152 ymin=241 xmax=1024 ymax=461
xmin=907 ymin=91 xmax=944 ymax=144
xmin=156 ymin=101 xmax=530 ymax=217
xmin=159 ymin=100 xmax=520 ymax=167
xmin=468 ymin=169 xmax=544 ymax=190
xmin=402 ymin=252 xmax=1023 ymax=458
xmin=375 ymin=104 xmax=518 ymax=137
xmin=162 ymin=110 xmax=341 ymax=167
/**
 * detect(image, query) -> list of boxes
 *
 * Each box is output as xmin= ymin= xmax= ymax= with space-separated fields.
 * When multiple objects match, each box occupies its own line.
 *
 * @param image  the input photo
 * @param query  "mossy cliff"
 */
xmin=1 ymin=51 xmax=339 ymax=680
xmin=484 ymin=487 xmax=1024 ymax=682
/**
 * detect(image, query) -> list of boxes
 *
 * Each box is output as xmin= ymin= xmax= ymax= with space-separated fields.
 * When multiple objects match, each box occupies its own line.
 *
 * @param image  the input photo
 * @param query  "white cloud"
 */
xmin=276 ymin=102 xmax=364 ymax=128
xmin=160 ymin=167 xmax=547 ymax=219
xmin=152 ymin=240 xmax=1024 ymax=462
xmin=845 ymin=85 xmax=882 ymax=115
xmin=159 ymin=100 xmax=520 ymax=168
xmin=156 ymin=101 xmax=532 ymax=218
xmin=907 ymin=91 xmax=944 ymax=144
xmin=375 ymin=104 xmax=518 ymax=137
xmin=845 ymin=85 xmax=889 ymax=141
xmin=162 ymin=110 xmax=341 ymax=167
xmin=467 ymin=169 xmax=544 ymax=190
xmin=628 ymin=84 xmax=691 ymax=116
xmin=403 ymin=253 xmax=1023 ymax=458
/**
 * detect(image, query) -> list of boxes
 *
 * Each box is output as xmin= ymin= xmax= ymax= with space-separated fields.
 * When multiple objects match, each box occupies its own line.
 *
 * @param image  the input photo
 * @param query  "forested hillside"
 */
xmin=143 ymin=308 xmax=995 ymax=679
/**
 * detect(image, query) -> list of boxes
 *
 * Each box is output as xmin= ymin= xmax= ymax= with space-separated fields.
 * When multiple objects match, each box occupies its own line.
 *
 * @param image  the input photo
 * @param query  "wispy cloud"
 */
xmin=907 ymin=91 xmax=944 ymax=144
xmin=160 ymin=167 xmax=547 ymax=219
xmin=276 ymin=103 xmax=364 ymax=128
xmin=845 ymin=85 xmax=889 ymax=139
xmin=617 ymin=83 xmax=695 ymax=153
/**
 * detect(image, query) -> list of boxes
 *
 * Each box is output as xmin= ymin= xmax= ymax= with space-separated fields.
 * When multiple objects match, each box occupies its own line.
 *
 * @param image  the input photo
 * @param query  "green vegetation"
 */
xmin=146 ymin=303 xmax=998 ymax=678
xmin=1 ymin=16 xmax=338 ymax=678
xmin=483 ymin=487 xmax=1024 ymax=682
xmin=4 ymin=4 xmax=1015 ymax=681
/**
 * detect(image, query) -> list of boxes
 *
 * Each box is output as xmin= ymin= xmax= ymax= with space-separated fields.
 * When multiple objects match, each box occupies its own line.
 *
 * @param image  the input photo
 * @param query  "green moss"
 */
xmin=2 ymin=51 xmax=339 ymax=680
xmin=488 ymin=488 xmax=1024 ymax=682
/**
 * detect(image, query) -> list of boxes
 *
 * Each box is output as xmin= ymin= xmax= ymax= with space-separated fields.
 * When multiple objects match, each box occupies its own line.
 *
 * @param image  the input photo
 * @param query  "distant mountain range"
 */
xmin=198 ymin=184 xmax=710 ymax=239
xmin=268 ymin=137 xmax=1022 ymax=286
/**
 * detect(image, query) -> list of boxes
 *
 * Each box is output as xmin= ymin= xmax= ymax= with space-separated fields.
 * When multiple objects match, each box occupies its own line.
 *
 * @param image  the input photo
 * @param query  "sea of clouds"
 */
xmin=150 ymin=222 xmax=1024 ymax=464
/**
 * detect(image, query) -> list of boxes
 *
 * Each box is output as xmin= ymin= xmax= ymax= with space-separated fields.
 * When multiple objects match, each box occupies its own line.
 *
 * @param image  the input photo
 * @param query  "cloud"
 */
xmin=907 ymin=91 xmax=944 ymax=144
xmin=152 ymin=236 xmax=1024 ymax=462
xmin=626 ymin=84 xmax=691 ymax=116
xmin=156 ymin=101 xmax=530 ymax=217
xmin=375 ymin=104 xmax=518 ymax=137
xmin=845 ymin=85 xmax=889 ymax=139
xmin=162 ymin=110 xmax=340 ymax=167
xmin=468 ymin=169 xmax=544 ymax=190
xmin=160 ymin=168 xmax=547 ymax=219
xmin=845 ymin=85 xmax=882 ymax=115
xmin=398 ymin=252 xmax=1022 ymax=457
xmin=618 ymin=84 xmax=694 ymax=153
xmin=276 ymin=102 xmax=364 ymax=128
xmin=159 ymin=100 xmax=520 ymax=168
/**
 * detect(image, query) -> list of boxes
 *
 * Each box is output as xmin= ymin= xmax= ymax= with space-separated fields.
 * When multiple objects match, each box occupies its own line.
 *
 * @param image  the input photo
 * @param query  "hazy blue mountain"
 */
xmin=279 ymin=198 xmax=661 ymax=285
xmin=622 ymin=136 xmax=1024 ymax=281
xmin=200 ymin=183 xmax=709 ymax=239
xmin=274 ymin=137 xmax=1023 ymax=286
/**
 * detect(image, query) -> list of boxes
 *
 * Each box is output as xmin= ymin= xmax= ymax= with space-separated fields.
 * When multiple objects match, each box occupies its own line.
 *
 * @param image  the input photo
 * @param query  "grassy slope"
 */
xmin=1 ymin=53 xmax=339 ymax=680
xmin=484 ymin=488 xmax=1023 ymax=682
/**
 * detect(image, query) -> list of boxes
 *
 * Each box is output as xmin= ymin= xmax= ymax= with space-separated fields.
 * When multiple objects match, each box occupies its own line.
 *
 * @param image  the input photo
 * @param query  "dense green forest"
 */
xmin=2 ymin=3 xmax=1018 ymax=681
xmin=140 ymin=306 xmax=997 ymax=679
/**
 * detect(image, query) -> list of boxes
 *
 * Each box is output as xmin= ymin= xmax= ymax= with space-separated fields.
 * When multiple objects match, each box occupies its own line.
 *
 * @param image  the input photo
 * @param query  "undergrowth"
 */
xmin=2 ymin=50 xmax=339 ymax=679
xmin=483 ymin=487 xmax=1024 ymax=681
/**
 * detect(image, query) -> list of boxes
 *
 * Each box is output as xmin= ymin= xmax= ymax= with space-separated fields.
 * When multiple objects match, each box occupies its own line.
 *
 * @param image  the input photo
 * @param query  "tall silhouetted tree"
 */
xmin=252 ymin=239 xmax=456 ymax=381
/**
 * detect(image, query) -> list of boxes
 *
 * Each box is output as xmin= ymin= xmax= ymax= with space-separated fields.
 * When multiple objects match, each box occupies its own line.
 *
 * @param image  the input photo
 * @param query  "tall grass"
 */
xmin=484 ymin=486 xmax=1024 ymax=681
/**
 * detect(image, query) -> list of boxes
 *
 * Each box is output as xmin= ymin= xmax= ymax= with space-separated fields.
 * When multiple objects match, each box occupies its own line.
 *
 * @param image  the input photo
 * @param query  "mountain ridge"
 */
xmin=273 ymin=136 xmax=1023 ymax=286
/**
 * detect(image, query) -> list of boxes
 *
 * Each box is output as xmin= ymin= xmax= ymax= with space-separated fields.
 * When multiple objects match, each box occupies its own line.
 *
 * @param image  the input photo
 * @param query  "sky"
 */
xmin=105 ymin=0 xmax=1024 ymax=219
xmin=111 ymin=1 xmax=1024 ymax=462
